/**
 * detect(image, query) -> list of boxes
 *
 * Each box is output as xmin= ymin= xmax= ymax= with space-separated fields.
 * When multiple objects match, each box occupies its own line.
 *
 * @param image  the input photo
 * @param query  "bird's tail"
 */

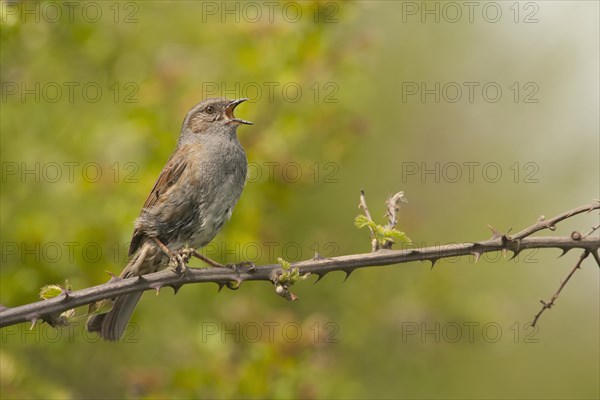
xmin=87 ymin=242 xmax=156 ymax=341
xmin=86 ymin=291 xmax=143 ymax=341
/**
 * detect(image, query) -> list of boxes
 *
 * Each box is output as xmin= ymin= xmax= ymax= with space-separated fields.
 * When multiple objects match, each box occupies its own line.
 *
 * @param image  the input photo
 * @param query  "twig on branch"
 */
xmin=511 ymin=201 xmax=599 ymax=240
xmin=356 ymin=190 xmax=409 ymax=251
xmin=528 ymin=221 xmax=600 ymax=327
xmin=531 ymin=250 xmax=590 ymax=327
xmin=385 ymin=192 xmax=407 ymax=230
xmin=358 ymin=189 xmax=377 ymax=252
xmin=381 ymin=192 xmax=408 ymax=249
xmin=584 ymin=224 xmax=600 ymax=238
xmin=0 ymin=201 xmax=598 ymax=330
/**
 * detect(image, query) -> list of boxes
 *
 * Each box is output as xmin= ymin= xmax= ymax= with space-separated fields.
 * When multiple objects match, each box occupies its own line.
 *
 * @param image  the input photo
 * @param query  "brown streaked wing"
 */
xmin=128 ymin=147 xmax=190 ymax=256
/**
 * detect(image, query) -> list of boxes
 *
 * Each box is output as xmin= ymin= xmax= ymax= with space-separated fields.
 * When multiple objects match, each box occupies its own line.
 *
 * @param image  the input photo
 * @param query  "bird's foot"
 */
xmin=166 ymin=252 xmax=190 ymax=276
xmin=172 ymin=249 xmax=193 ymax=276
xmin=153 ymin=238 xmax=190 ymax=275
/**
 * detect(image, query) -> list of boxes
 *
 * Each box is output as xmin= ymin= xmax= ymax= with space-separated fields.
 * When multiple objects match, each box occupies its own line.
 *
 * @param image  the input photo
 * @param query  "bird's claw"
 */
xmin=170 ymin=250 xmax=191 ymax=276
xmin=224 ymin=263 xmax=238 ymax=272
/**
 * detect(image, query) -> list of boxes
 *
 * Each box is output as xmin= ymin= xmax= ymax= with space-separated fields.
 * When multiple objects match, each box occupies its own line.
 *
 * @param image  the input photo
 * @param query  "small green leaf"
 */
xmin=354 ymin=215 xmax=372 ymax=229
xmin=278 ymin=257 xmax=291 ymax=271
xmin=39 ymin=284 xmax=63 ymax=300
xmin=380 ymin=227 xmax=411 ymax=243
xmin=356 ymin=214 xmax=411 ymax=247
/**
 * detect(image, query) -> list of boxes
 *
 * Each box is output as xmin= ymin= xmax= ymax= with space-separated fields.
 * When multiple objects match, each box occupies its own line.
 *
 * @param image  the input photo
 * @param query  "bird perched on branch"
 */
xmin=87 ymin=98 xmax=251 ymax=340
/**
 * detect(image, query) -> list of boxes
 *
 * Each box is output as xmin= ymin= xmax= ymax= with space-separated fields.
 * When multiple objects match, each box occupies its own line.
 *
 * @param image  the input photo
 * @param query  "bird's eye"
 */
xmin=205 ymin=106 xmax=215 ymax=114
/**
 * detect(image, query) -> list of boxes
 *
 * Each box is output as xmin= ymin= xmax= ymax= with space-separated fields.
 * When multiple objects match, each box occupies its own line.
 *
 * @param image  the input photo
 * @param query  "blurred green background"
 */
xmin=1 ymin=1 xmax=598 ymax=398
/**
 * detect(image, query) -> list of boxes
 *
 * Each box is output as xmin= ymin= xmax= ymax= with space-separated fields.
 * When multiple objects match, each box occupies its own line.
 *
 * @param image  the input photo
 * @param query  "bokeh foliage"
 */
xmin=1 ymin=1 xmax=599 ymax=399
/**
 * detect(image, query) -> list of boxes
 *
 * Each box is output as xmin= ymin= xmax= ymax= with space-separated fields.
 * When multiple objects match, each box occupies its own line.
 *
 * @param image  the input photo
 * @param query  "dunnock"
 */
xmin=87 ymin=98 xmax=251 ymax=340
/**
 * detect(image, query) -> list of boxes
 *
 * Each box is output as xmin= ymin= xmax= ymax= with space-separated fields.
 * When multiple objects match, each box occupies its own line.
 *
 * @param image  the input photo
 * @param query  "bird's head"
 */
xmin=182 ymin=98 xmax=252 ymax=138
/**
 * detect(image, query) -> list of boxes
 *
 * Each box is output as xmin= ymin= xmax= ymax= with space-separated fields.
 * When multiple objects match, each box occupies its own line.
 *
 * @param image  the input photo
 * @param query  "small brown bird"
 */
xmin=87 ymin=98 xmax=251 ymax=340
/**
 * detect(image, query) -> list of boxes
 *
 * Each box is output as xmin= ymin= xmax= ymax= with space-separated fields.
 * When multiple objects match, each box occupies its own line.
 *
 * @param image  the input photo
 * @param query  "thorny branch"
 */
xmin=511 ymin=203 xmax=599 ymax=240
xmin=0 ymin=198 xmax=598 ymax=331
xmin=530 ymin=250 xmax=589 ymax=327
xmin=528 ymin=221 xmax=600 ymax=327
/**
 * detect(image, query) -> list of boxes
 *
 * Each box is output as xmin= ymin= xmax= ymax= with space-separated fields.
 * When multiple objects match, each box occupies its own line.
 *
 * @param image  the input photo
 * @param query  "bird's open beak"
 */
xmin=225 ymin=98 xmax=252 ymax=125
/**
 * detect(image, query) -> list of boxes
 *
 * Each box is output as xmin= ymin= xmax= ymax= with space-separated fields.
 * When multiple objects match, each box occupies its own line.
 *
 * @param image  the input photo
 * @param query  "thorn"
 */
xmin=30 ymin=317 xmax=38 ymax=330
xmin=105 ymin=271 xmax=122 ymax=283
xmin=149 ymin=283 xmax=162 ymax=295
xmin=430 ymin=258 xmax=438 ymax=269
xmin=558 ymin=248 xmax=571 ymax=257
xmin=171 ymin=284 xmax=183 ymax=295
xmin=61 ymin=289 xmax=71 ymax=301
xmin=591 ymin=250 xmax=600 ymax=269
xmin=216 ymin=282 xmax=225 ymax=292
xmin=313 ymin=252 xmax=325 ymax=261
xmin=313 ymin=273 xmax=326 ymax=284
xmin=472 ymin=252 xmax=482 ymax=263
xmin=508 ymin=249 xmax=521 ymax=261
xmin=502 ymin=248 xmax=508 ymax=258
xmin=487 ymin=224 xmax=502 ymax=239
xmin=540 ymin=300 xmax=552 ymax=309
xmin=343 ymin=269 xmax=354 ymax=282
xmin=137 ymin=274 xmax=147 ymax=281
